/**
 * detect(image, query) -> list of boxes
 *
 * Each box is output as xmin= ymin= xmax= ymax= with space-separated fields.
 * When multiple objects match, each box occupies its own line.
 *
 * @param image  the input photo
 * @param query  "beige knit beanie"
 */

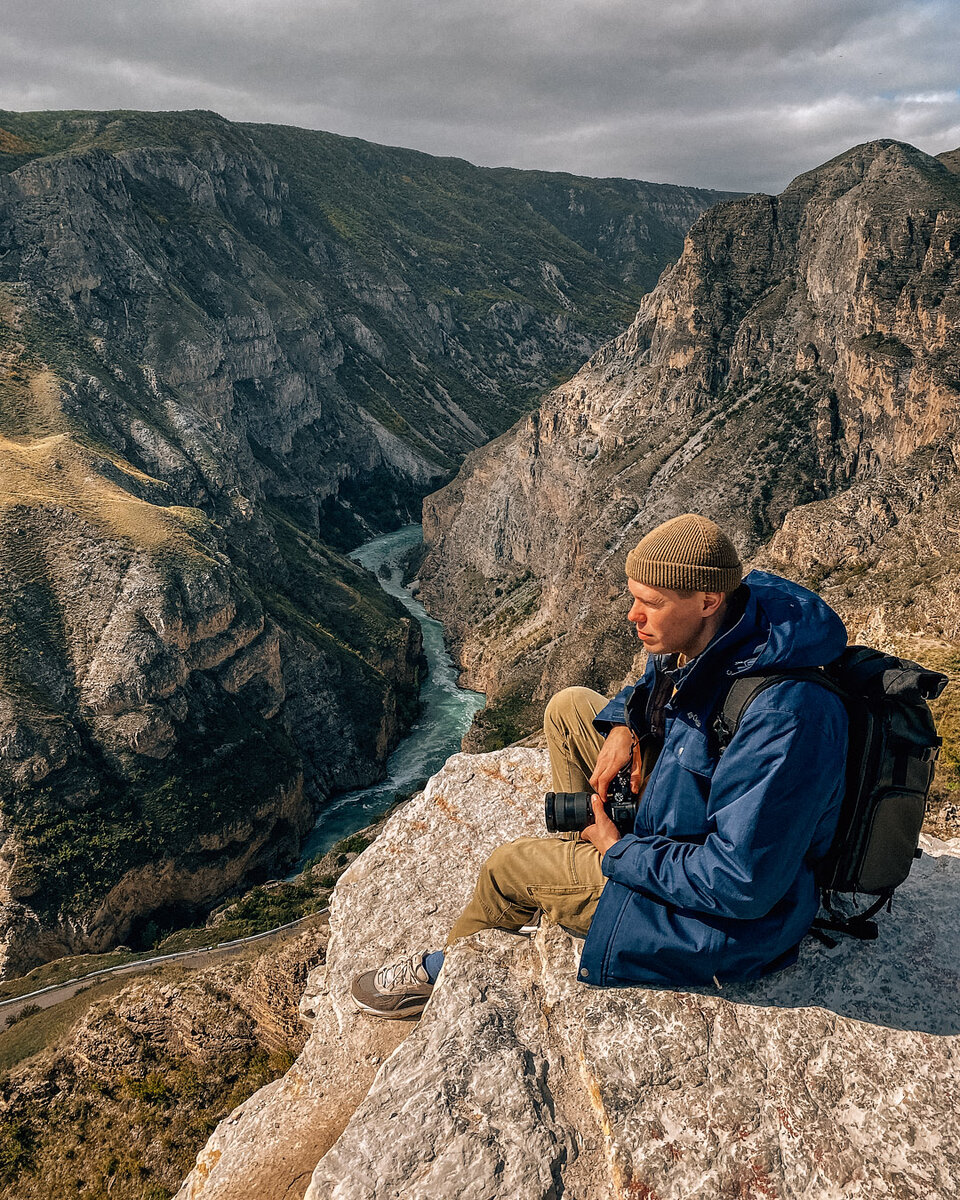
xmin=625 ymin=513 xmax=742 ymax=592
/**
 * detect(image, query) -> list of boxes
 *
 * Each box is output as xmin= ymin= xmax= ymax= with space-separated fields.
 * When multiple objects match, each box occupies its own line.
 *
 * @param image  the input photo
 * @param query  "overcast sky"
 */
xmin=2 ymin=0 xmax=958 ymax=193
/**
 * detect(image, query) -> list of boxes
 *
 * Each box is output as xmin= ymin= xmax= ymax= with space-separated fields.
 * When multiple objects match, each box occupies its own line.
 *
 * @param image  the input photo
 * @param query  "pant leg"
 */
xmin=543 ymin=686 xmax=609 ymax=793
xmin=446 ymin=835 xmax=606 ymax=945
xmin=444 ymin=687 xmax=612 ymax=949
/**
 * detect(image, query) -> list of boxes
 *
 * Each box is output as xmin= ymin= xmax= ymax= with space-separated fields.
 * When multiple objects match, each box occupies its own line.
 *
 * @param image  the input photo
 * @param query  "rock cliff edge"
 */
xmin=178 ymin=746 xmax=960 ymax=1200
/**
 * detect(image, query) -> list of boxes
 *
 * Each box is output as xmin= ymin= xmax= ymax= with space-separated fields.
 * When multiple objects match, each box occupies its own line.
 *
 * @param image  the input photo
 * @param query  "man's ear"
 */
xmin=701 ymin=591 xmax=725 ymax=617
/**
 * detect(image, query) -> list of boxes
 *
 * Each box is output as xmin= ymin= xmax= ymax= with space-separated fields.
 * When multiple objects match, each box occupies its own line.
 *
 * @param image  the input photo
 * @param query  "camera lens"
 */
xmin=544 ymin=790 xmax=593 ymax=833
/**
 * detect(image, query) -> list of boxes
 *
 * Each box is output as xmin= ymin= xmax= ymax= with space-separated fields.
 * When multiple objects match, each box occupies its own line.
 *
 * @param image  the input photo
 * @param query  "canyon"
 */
xmin=173 ymin=136 xmax=960 ymax=1200
xmin=1 ymin=122 xmax=958 ymax=1200
xmin=418 ymin=139 xmax=960 ymax=806
xmin=0 ymin=109 xmax=731 ymax=974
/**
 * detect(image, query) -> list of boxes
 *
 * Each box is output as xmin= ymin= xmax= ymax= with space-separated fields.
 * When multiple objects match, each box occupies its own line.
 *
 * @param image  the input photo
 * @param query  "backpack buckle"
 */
xmin=711 ymin=711 xmax=733 ymax=754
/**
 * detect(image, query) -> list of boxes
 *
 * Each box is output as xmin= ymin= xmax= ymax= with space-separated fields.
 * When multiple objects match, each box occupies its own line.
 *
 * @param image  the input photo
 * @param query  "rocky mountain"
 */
xmin=0 ymin=109 xmax=733 ymax=976
xmin=176 ymin=746 xmax=960 ymax=1200
xmin=418 ymin=138 xmax=960 ymax=802
xmin=0 ymin=109 xmax=733 ymax=541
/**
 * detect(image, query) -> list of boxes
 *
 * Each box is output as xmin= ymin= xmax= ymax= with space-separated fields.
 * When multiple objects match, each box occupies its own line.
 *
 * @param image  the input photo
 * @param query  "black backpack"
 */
xmin=713 ymin=646 xmax=948 ymax=941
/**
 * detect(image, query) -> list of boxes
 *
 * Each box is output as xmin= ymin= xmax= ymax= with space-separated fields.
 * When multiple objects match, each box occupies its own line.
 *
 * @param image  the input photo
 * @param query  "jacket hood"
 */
xmin=652 ymin=570 xmax=848 ymax=707
xmin=714 ymin=569 xmax=848 ymax=674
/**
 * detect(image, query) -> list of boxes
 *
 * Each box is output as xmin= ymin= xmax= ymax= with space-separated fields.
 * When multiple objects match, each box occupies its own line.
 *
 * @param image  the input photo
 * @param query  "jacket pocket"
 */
xmin=651 ymin=728 xmax=715 ymax=835
xmin=664 ymin=725 xmax=715 ymax=778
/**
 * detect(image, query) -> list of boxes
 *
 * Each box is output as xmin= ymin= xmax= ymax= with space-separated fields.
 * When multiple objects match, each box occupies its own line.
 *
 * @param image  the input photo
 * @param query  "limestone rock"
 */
xmin=177 ymin=747 xmax=550 ymax=1200
xmin=177 ymin=747 xmax=960 ymax=1200
xmin=308 ymin=897 xmax=960 ymax=1200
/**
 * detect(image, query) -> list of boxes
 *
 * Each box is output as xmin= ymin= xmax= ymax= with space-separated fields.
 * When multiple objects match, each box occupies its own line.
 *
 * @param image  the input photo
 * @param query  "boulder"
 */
xmin=178 ymin=746 xmax=960 ymax=1200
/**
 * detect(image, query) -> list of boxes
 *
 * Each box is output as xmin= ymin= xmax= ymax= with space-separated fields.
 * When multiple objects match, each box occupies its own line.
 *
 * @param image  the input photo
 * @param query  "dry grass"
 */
xmin=0 ymin=329 xmax=211 ymax=560
xmin=0 ymin=426 xmax=209 ymax=558
xmin=0 ymin=975 xmax=135 ymax=1074
xmin=0 ymin=127 xmax=34 ymax=154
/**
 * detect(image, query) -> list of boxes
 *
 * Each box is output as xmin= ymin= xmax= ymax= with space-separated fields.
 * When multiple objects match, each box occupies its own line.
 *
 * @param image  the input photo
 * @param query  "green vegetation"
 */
xmin=3 ymin=1004 xmax=40 ymax=1028
xmin=0 ymin=816 xmax=376 ymax=1004
xmin=0 ymin=953 xmax=143 ymax=1004
xmin=175 ymin=825 xmax=382 ymax=942
xmin=853 ymin=332 xmax=915 ymax=361
xmin=0 ymin=1042 xmax=297 ymax=1199
xmin=488 ymin=166 xmax=740 ymax=288
xmin=0 ymin=976 xmax=133 ymax=1075
xmin=157 ymin=883 xmax=328 ymax=953
xmin=470 ymin=684 xmax=544 ymax=753
xmin=6 ymin=688 xmax=302 ymax=920
xmin=236 ymin=499 xmax=423 ymax=738
xmin=328 ymin=831 xmax=374 ymax=856
xmin=0 ymin=947 xmax=305 ymax=1200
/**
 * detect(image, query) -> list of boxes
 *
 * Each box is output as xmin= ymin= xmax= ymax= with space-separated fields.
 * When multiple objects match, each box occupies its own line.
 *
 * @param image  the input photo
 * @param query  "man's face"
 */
xmin=626 ymin=578 xmax=720 ymax=658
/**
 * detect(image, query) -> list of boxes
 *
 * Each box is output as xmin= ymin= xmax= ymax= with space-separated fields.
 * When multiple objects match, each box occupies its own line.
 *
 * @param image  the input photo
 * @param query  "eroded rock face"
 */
xmin=0 ymin=403 xmax=424 ymax=974
xmin=0 ymin=110 xmax=734 ymax=536
xmin=418 ymin=140 xmax=960 ymax=751
xmin=177 ymin=747 xmax=960 ymax=1200
xmin=0 ymin=361 xmax=426 ymax=975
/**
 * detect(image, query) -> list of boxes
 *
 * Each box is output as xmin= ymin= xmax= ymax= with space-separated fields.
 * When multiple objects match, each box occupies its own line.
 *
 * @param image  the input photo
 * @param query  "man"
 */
xmin=351 ymin=513 xmax=848 ymax=1018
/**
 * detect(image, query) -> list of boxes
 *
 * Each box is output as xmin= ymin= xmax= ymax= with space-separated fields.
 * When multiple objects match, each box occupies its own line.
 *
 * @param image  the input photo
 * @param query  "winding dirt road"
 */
xmin=0 ymin=910 xmax=329 ymax=1026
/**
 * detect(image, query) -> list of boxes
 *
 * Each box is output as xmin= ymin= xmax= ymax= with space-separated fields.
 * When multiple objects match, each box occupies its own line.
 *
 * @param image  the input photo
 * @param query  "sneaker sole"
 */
xmin=350 ymin=991 xmax=430 ymax=1020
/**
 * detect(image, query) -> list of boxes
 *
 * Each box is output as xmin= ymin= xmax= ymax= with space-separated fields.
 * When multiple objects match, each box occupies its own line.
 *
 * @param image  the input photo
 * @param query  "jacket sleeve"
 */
xmin=593 ymin=685 xmax=636 ymax=734
xmin=600 ymin=691 xmax=847 ymax=919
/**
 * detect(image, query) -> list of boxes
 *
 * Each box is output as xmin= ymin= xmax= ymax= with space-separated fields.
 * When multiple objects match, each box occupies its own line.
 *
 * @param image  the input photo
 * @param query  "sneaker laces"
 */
xmin=375 ymin=953 xmax=430 ymax=992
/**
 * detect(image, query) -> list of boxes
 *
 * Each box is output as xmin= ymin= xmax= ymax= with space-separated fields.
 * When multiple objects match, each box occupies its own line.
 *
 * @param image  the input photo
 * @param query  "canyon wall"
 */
xmin=419 ymin=139 xmax=960 ymax=766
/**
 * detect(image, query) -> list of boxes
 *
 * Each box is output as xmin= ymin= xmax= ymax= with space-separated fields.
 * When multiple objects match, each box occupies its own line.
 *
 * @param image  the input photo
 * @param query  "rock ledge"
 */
xmin=179 ymin=747 xmax=960 ymax=1200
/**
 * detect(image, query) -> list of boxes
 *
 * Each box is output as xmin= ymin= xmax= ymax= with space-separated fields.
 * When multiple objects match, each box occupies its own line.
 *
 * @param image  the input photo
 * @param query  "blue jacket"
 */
xmin=579 ymin=570 xmax=848 ymax=988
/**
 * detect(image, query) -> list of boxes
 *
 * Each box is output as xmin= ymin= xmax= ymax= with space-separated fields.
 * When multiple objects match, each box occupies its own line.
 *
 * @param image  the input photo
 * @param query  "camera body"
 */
xmin=544 ymin=767 xmax=639 ymax=835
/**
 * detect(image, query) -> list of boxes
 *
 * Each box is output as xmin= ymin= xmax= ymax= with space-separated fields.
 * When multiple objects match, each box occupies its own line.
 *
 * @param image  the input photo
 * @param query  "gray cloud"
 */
xmin=1 ymin=0 xmax=958 ymax=192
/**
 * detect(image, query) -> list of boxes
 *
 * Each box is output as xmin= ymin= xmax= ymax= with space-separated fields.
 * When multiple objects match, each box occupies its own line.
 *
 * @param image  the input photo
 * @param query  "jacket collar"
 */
xmin=654 ymin=584 xmax=759 ymax=706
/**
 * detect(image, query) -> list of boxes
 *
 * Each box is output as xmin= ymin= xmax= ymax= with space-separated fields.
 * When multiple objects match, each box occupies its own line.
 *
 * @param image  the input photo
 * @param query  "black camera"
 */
xmin=544 ymin=767 xmax=639 ymax=835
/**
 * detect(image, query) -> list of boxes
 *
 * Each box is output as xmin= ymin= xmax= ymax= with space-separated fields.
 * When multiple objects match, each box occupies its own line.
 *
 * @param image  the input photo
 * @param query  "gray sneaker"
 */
xmin=351 ymin=952 xmax=434 ymax=1019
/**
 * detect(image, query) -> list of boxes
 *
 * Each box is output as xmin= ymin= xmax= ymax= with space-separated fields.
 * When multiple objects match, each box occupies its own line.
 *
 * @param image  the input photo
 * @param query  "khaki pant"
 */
xmin=446 ymin=687 xmax=610 ymax=945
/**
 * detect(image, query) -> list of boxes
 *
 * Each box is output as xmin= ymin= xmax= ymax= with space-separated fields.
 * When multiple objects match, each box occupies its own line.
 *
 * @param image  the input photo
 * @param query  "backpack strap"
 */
xmin=712 ymin=667 xmax=838 ymax=754
xmin=811 ymin=891 xmax=891 ymax=941
xmin=714 ymin=668 xmax=900 ymax=944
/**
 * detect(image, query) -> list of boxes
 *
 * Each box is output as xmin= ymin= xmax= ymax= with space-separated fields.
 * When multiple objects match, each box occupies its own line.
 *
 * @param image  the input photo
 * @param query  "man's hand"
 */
xmin=589 ymin=724 xmax=637 ymax=803
xmin=580 ymin=795 xmax=621 ymax=856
